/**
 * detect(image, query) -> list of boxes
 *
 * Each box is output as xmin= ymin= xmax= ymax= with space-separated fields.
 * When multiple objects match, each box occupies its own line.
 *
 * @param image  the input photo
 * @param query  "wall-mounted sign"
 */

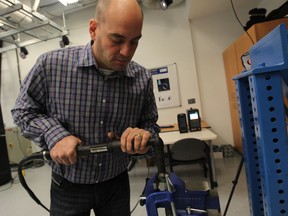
xmin=150 ymin=63 xmax=181 ymax=109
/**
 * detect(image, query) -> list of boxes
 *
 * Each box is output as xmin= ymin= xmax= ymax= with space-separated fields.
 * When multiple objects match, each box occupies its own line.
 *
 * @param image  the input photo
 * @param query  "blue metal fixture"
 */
xmin=233 ymin=23 xmax=288 ymax=215
xmin=144 ymin=172 xmax=221 ymax=216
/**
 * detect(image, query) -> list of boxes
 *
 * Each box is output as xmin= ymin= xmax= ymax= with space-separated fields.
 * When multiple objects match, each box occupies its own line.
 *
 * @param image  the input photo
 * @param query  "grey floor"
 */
xmin=0 ymin=153 xmax=250 ymax=216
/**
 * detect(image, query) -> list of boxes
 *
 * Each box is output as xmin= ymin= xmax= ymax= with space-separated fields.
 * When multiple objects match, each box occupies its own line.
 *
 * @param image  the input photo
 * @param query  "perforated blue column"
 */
xmin=233 ymin=23 xmax=288 ymax=215
xmin=234 ymin=76 xmax=264 ymax=215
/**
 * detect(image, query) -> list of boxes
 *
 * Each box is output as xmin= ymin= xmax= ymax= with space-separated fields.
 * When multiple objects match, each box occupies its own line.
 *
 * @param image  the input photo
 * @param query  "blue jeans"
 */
xmin=50 ymin=171 xmax=130 ymax=216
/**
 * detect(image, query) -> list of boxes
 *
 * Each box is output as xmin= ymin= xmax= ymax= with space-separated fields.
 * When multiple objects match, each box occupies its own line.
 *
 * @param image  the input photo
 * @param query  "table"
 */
xmin=159 ymin=128 xmax=218 ymax=188
xmin=159 ymin=121 xmax=210 ymax=133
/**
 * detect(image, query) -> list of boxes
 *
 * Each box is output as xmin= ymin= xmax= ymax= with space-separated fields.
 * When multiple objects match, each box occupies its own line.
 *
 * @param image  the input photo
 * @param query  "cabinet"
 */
xmin=223 ymin=18 xmax=288 ymax=152
xmin=5 ymin=127 xmax=32 ymax=164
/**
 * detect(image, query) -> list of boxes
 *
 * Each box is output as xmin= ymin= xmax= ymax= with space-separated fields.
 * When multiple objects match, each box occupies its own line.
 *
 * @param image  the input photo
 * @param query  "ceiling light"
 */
xmin=58 ymin=0 xmax=79 ymax=6
xmin=160 ymin=0 xmax=173 ymax=10
xmin=59 ymin=35 xmax=70 ymax=48
xmin=19 ymin=47 xmax=29 ymax=59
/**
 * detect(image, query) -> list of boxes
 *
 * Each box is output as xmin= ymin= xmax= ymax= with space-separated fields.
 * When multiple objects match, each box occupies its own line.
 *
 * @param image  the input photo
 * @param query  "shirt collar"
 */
xmin=77 ymin=42 xmax=136 ymax=78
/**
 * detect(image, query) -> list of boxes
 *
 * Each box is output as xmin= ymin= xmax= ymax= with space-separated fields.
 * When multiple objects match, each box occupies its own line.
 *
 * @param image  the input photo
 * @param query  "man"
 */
xmin=11 ymin=0 xmax=160 ymax=215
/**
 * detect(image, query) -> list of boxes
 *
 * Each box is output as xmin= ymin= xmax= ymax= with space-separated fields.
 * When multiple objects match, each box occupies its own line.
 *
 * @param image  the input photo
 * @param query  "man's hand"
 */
xmin=50 ymin=135 xmax=81 ymax=165
xmin=120 ymin=127 xmax=151 ymax=154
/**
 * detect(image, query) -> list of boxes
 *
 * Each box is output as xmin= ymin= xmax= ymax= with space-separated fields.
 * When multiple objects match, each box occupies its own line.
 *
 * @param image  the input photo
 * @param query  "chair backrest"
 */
xmin=170 ymin=138 xmax=208 ymax=161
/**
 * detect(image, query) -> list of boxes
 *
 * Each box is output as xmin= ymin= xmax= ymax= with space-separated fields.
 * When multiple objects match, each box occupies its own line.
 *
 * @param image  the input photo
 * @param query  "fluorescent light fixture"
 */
xmin=58 ymin=0 xmax=79 ymax=6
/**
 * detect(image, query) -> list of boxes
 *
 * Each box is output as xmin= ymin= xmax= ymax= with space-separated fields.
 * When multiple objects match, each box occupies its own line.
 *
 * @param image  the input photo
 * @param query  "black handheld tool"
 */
xmin=41 ymin=137 xmax=159 ymax=160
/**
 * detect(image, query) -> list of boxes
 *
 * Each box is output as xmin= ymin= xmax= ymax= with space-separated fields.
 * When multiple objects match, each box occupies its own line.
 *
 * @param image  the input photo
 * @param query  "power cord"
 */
xmin=131 ymin=199 xmax=140 ymax=214
xmin=230 ymin=0 xmax=255 ymax=45
xmin=0 ymin=172 xmax=19 ymax=192
xmin=130 ymin=157 xmax=152 ymax=215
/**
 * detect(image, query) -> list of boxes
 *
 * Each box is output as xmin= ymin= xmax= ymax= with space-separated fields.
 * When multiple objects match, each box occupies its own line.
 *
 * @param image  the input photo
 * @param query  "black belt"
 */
xmin=51 ymin=171 xmax=128 ymax=186
xmin=51 ymin=172 xmax=75 ymax=187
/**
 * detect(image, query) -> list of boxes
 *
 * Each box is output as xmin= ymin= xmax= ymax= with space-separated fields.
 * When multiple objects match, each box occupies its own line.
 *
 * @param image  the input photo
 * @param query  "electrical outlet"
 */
xmin=188 ymin=98 xmax=195 ymax=104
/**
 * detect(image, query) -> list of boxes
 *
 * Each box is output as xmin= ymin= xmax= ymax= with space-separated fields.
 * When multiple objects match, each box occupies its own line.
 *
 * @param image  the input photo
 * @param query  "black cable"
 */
xmin=230 ymin=0 xmax=255 ymax=45
xmin=130 ymin=199 xmax=140 ymax=214
xmin=18 ymin=153 xmax=50 ymax=213
xmin=0 ymin=179 xmax=13 ymax=192
xmin=223 ymin=156 xmax=244 ymax=216
xmin=131 ymin=158 xmax=153 ymax=214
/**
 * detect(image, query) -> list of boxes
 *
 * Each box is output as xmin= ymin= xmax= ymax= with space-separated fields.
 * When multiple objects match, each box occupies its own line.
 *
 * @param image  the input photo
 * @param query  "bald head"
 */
xmin=89 ymin=0 xmax=144 ymax=71
xmin=96 ymin=0 xmax=143 ymax=24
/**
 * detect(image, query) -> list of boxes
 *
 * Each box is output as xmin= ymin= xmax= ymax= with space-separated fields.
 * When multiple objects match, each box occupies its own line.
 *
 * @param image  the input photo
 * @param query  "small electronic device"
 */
xmin=187 ymin=108 xmax=201 ymax=132
xmin=177 ymin=113 xmax=188 ymax=133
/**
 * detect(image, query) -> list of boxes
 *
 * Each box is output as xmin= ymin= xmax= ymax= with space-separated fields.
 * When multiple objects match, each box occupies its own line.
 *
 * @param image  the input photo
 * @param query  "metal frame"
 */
xmin=233 ymin=23 xmax=288 ymax=215
xmin=0 ymin=0 xmax=68 ymax=53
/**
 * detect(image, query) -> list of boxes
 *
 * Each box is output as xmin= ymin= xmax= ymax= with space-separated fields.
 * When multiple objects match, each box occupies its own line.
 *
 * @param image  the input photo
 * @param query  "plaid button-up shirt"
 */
xmin=11 ymin=42 xmax=159 ymax=184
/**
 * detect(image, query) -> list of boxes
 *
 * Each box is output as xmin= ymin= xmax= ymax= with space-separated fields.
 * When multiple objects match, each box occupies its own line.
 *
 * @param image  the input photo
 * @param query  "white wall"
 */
xmin=134 ymin=6 xmax=202 ymax=125
xmin=189 ymin=7 xmax=253 ymax=145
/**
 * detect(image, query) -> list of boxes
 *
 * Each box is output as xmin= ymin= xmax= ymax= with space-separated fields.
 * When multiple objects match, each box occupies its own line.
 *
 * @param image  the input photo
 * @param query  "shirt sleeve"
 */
xmin=138 ymin=75 xmax=160 ymax=137
xmin=11 ymin=54 xmax=71 ymax=150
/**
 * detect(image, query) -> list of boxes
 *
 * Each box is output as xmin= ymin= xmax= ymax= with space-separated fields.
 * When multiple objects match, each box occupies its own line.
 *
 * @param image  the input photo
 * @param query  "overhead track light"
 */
xmin=160 ymin=0 xmax=173 ymax=10
xmin=58 ymin=0 xmax=79 ymax=6
xmin=19 ymin=47 xmax=28 ymax=59
xmin=59 ymin=35 xmax=70 ymax=48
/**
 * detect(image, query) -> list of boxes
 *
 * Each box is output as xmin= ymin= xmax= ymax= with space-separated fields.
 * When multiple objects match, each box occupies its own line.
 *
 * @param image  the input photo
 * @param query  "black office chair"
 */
xmin=167 ymin=138 xmax=214 ymax=188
